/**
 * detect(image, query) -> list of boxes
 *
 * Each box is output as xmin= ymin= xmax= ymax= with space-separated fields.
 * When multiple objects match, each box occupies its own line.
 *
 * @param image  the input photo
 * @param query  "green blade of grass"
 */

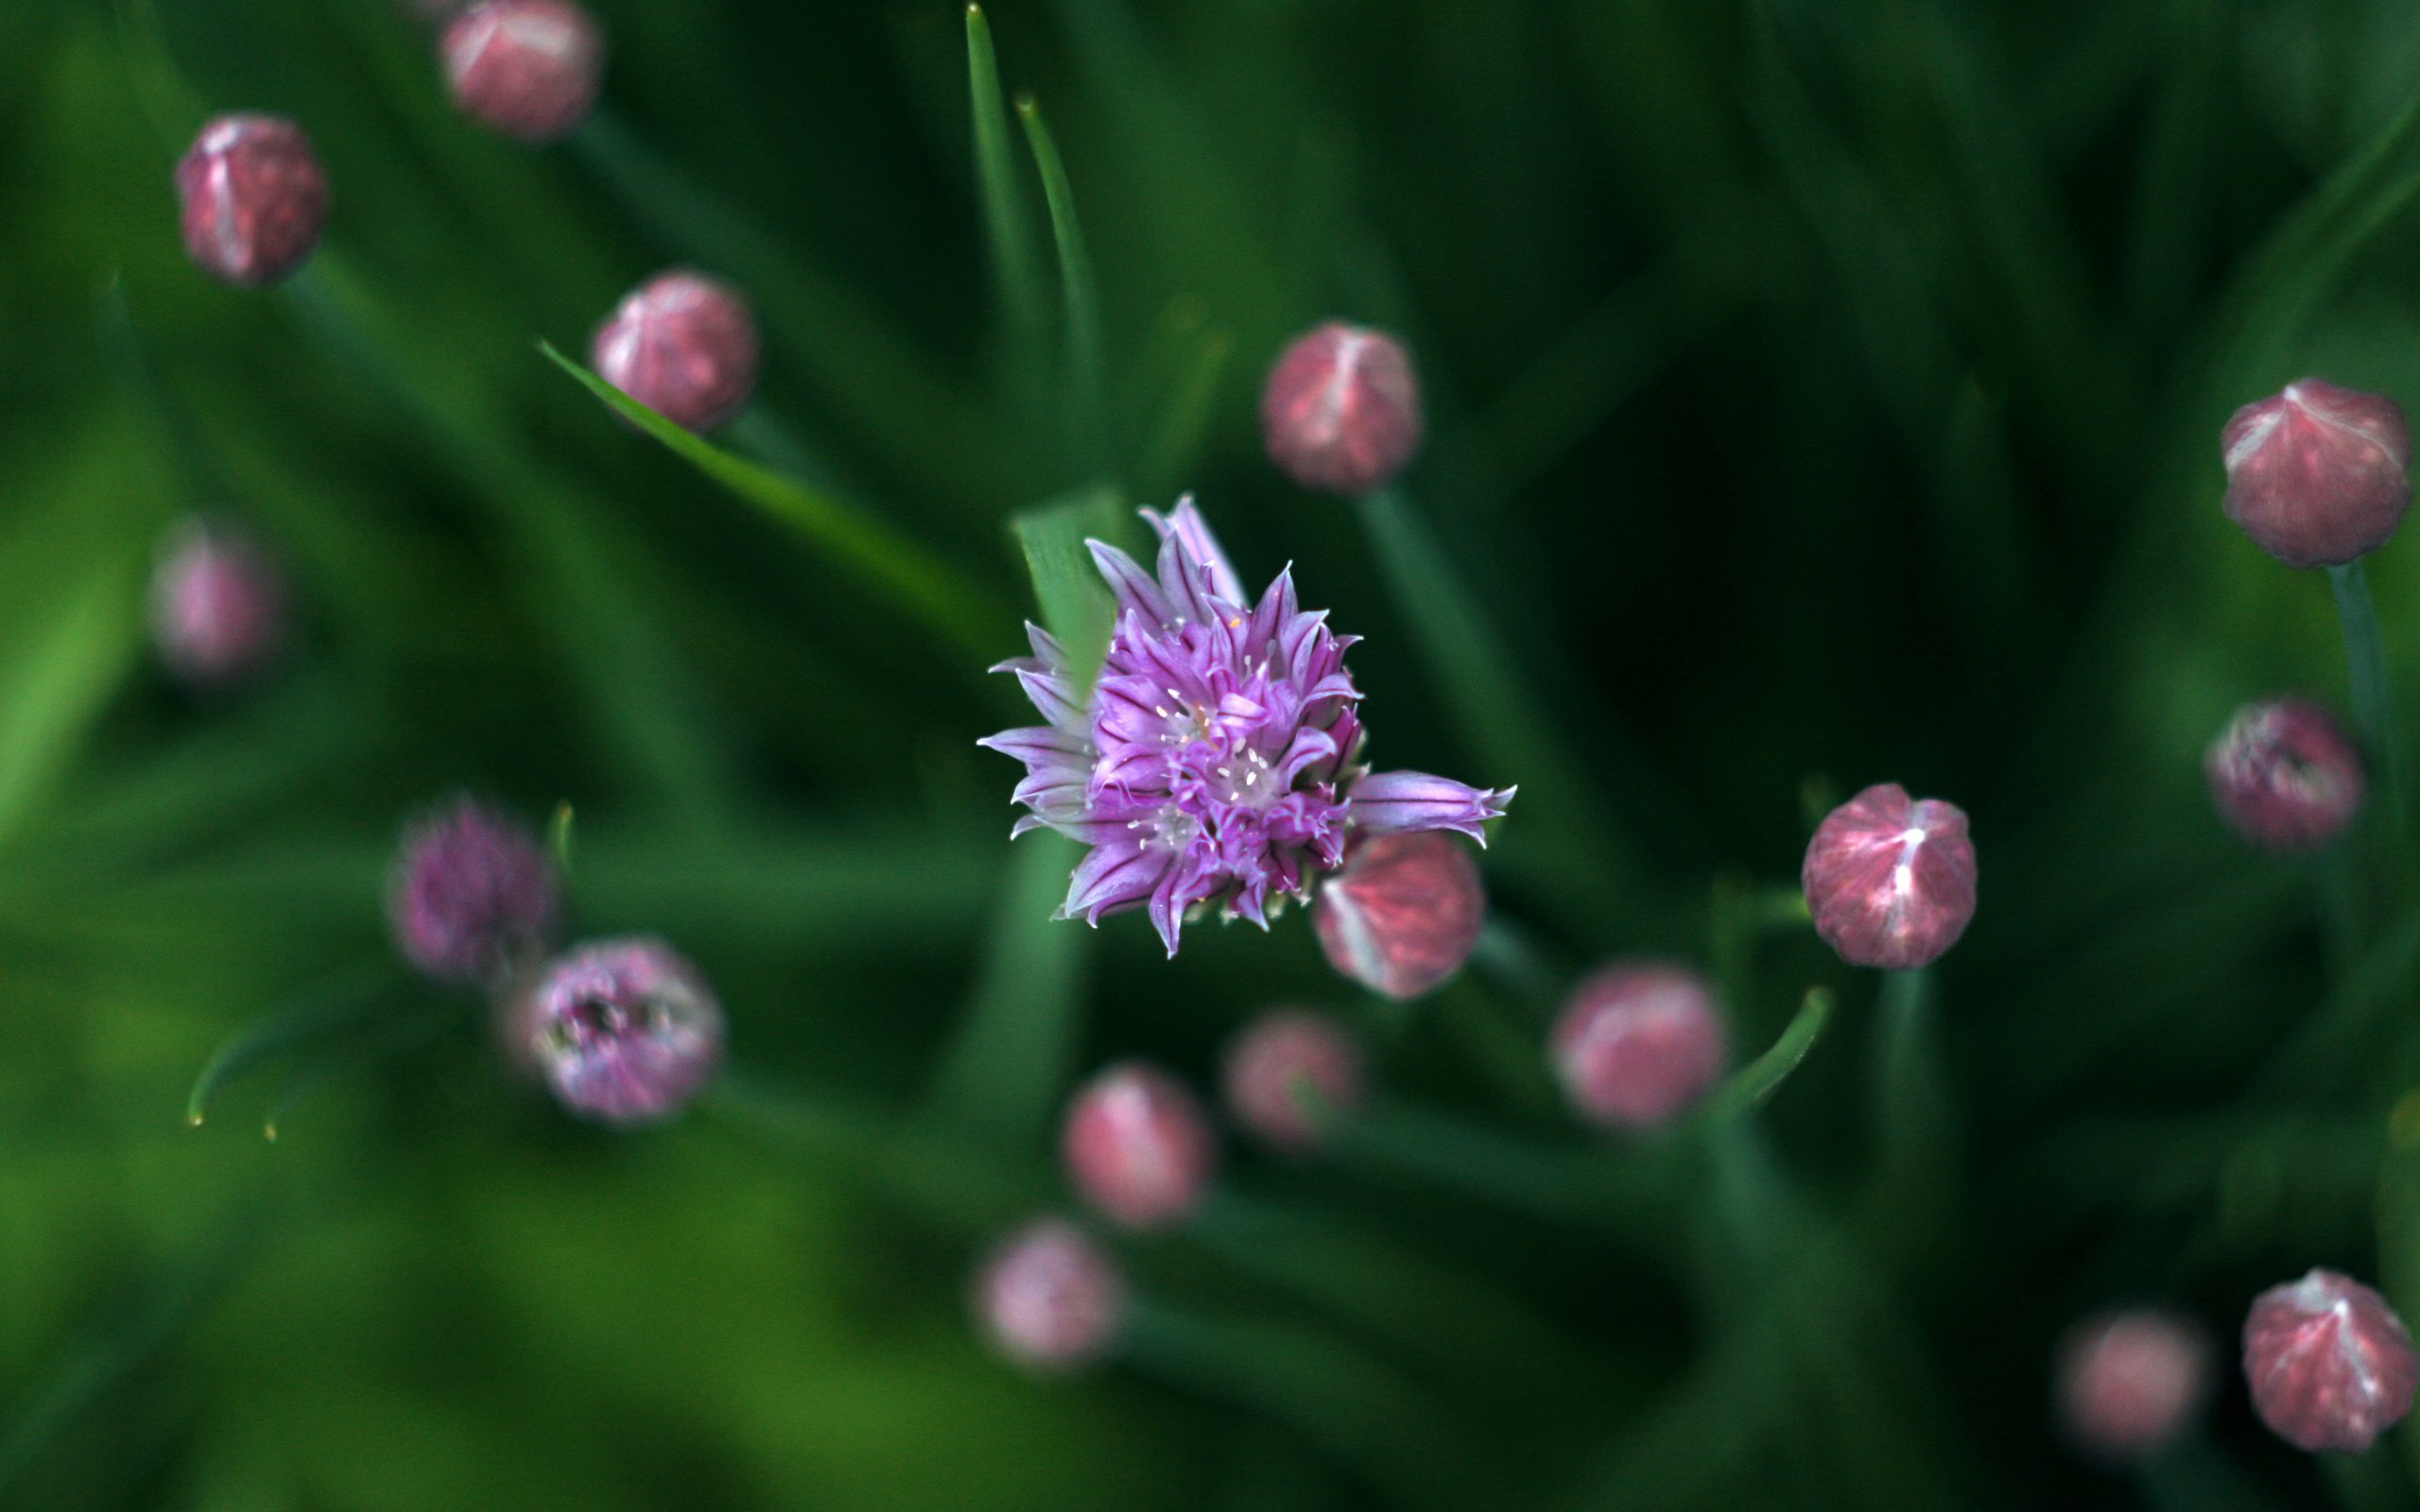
xmin=1009 ymin=484 xmax=1124 ymax=681
xmin=1698 ymin=988 xmax=1834 ymax=1123
xmin=543 ymin=341 xmax=1008 ymax=660
xmin=921 ymin=830 xmax=1087 ymax=1142
xmin=1016 ymin=93 xmax=1109 ymax=476
xmin=183 ymin=965 xmax=400 ymax=1128
xmin=0 ymin=551 xmax=147 ymax=850
xmin=965 ymin=5 xmax=1048 ymax=346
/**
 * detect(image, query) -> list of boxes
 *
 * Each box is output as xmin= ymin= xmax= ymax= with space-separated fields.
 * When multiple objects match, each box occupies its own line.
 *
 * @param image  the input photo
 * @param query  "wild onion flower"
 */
xmin=1312 ymin=831 xmax=1488 ymax=1000
xmin=151 ymin=519 xmax=286 ymax=687
xmin=441 ymin=0 xmax=605 ymax=144
xmin=1262 ymin=322 xmax=1424 ymax=497
xmin=973 ymin=1217 xmax=1125 ymax=1372
xmin=1061 ymin=1061 xmax=1217 ymax=1230
xmin=2055 ymin=1309 xmax=2212 ymax=1464
xmin=515 ymin=937 xmax=724 ymax=1125
xmin=2221 ymin=380 xmax=2411 ymax=568
xmin=981 ymin=500 xmax=1512 ymax=956
xmin=2205 ymin=697 xmax=2364 ymax=852
xmin=174 ymin=114 xmax=329 ymax=288
xmin=1222 ymin=1010 xmax=1364 ymax=1152
xmin=1551 ymin=964 xmax=1728 ymax=1129
xmin=389 ymin=797 xmax=561 ymax=987
xmin=592 ymin=270 xmax=759 ymax=434
xmin=2243 ymin=1268 xmax=2418 ymax=1454
xmin=1802 ymin=783 xmax=1977 ymax=971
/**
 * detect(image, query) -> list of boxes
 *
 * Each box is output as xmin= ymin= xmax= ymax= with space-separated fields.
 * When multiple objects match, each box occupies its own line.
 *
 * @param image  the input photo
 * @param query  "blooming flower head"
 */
xmin=516 ymin=937 xmax=723 ymax=1125
xmin=2243 ymin=1268 xmax=2418 ymax=1454
xmin=388 ymin=796 xmax=562 ymax=987
xmin=980 ymin=500 xmax=1512 ymax=956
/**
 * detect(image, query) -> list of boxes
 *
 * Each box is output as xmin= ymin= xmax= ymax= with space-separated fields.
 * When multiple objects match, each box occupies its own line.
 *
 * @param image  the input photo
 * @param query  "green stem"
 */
xmin=2332 ymin=559 xmax=2406 ymax=829
xmin=1866 ymin=967 xmax=1955 ymax=1249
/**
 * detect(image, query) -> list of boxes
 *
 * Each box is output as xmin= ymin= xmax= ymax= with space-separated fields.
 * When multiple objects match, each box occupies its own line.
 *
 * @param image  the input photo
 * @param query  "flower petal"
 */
xmin=1349 ymin=770 xmax=1515 ymax=845
xmin=1143 ymin=496 xmax=1245 ymax=606
xmin=1087 ymin=541 xmax=1173 ymax=627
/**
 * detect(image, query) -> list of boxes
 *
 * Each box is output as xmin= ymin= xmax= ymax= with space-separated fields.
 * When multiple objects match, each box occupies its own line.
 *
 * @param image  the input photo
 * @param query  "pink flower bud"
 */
xmin=1261 ymin=321 xmax=1424 ymax=496
xmin=2205 ymin=697 xmax=2364 ymax=853
xmin=1802 ymin=782 xmax=1977 ymax=971
xmin=1061 ymin=1062 xmax=1217 ymax=1230
xmin=1550 ymin=964 xmax=1727 ymax=1129
xmin=389 ymin=797 xmax=561 ymax=986
xmin=174 ymin=114 xmax=328 ymax=288
xmin=2056 ymin=1309 xmax=2212 ymax=1463
xmin=441 ymin=0 xmax=604 ymax=144
xmin=973 ymin=1217 xmax=1125 ymax=1372
xmin=592 ymin=270 xmax=759 ymax=433
xmin=519 ymin=937 xmax=724 ymax=1125
xmin=1222 ymin=1011 xmax=1365 ymax=1152
xmin=2221 ymin=380 xmax=2411 ymax=568
xmin=1312 ymin=832 xmax=1485 ymax=1001
xmin=150 ymin=520 xmax=286 ymax=687
xmin=2243 ymin=1268 xmax=2419 ymax=1454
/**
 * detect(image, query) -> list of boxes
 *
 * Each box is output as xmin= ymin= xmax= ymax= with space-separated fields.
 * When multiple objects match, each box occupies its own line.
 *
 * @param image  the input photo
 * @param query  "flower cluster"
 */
xmin=982 ymin=500 xmax=1512 ymax=956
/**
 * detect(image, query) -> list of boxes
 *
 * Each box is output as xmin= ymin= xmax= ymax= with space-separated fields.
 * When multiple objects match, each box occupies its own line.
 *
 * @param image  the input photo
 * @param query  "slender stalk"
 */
xmin=2331 ymin=558 xmax=2407 ymax=829
xmin=1865 ymin=967 xmax=1955 ymax=1252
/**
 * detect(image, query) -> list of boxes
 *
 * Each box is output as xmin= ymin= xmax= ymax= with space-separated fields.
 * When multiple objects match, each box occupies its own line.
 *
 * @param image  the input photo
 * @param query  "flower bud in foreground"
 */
xmin=2056 ymin=1309 xmax=2212 ymax=1463
xmin=1061 ymin=1062 xmax=1217 ymax=1230
xmin=520 ymin=938 xmax=723 ymax=1125
xmin=441 ymin=0 xmax=604 ymax=144
xmin=1313 ymin=832 xmax=1485 ymax=1001
xmin=973 ymin=1217 xmax=1125 ymax=1372
xmin=389 ymin=797 xmax=561 ymax=986
xmin=2243 ymin=1268 xmax=2419 ymax=1454
xmin=174 ymin=114 xmax=328 ymax=288
xmin=2205 ymin=697 xmax=2364 ymax=853
xmin=1222 ymin=1011 xmax=1365 ymax=1152
xmin=1551 ymin=964 xmax=1727 ymax=1129
xmin=1261 ymin=321 xmax=1423 ymax=496
xmin=1802 ymin=783 xmax=1977 ymax=971
xmin=592 ymin=270 xmax=759 ymax=433
xmin=2221 ymin=380 xmax=2411 ymax=568
xmin=150 ymin=520 xmax=286 ymax=687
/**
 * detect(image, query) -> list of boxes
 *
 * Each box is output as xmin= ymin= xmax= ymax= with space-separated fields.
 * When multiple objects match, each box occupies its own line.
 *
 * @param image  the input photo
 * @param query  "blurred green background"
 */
xmin=12 ymin=0 xmax=2420 ymax=1505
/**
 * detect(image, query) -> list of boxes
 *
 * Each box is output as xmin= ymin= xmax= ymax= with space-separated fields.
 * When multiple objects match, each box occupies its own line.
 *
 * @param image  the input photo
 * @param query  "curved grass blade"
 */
xmin=1016 ymin=93 xmax=1108 ymax=475
xmin=184 ymin=966 xmax=402 ymax=1126
xmin=542 ymin=341 xmax=1007 ymax=660
xmin=965 ymin=5 xmax=1047 ymax=347
xmin=1697 ymin=987 xmax=1834 ymax=1123
xmin=545 ymin=800 xmax=577 ymax=880
xmin=260 ymin=1000 xmax=467 ymax=1143
xmin=1009 ymin=484 xmax=1124 ymax=680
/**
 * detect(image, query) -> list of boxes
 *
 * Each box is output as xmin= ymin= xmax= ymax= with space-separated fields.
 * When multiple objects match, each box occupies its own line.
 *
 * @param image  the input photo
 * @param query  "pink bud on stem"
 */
xmin=389 ymin=797 xmax=562 ymax=987
xmin=1312 ymin=832 xmax=1487 ymax=1001
xmin=2055 ymin=1309 xmax=2212 ymax=1463
xmin=150 ymin=519 xmax=287 ymax=688
xmin=1222 ymin=1011 xmax=1365 ymax=1152
xmin=1550 ymin=964 xmax=1728 ymax=1129
xmin=973 ymin=1217 xmax=1125 ymax=1372
xmin=1802 ymin=783 xmax=1977 ymax=971
xmin=2242 ymin=1269 xmax=2419 ymax=1454
xmin=441 ymin=0 xmax=605 ymax=144
xmin=174 ymin=114 xmax=329 ymax=288
xmin=1261 ymin=322 xmax=1424 ymax=497
xmin=592 ymin=270 xmax=759 ymax=433
xmin=1061 ymin=1062 xmax=1217 ymax=1230
xmin=2221 ymin=380 xmax=2410 ymax=570
xmin=2204 ymin=697 xmax=2364 ymax=852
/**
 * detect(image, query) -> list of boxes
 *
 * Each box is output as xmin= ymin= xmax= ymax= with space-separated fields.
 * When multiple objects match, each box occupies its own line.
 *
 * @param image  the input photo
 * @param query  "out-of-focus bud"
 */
xmin=973 ymin=1217 xmax=1125 ymax=1372
xmin=151 ymin=520 xmax=286 ymax=687
xmin=1550 ymin=964 xmax=1727 ymax=1129
xmin=2243 ymin=1268 xmax=2419 ymax=1454
xmin=520 ymin=938 xmax=724 ymax=1125
xmin=441 ymin=0 xmax=604 ymax=144
xmin=2056 ymin=1309 xmax=2212 ymax=1464
xmin=1222 ymin=1010 xmax=1365 ymax=1153
xmin=1261 ymin=321 xmax=1424 ymax=497
xmin=1802 ymin=782 xmax=1977 ymax=971
xmin=174 ymin=114 xmax=329 ymax=288
xmin=592 ymin=270 xmax=759 ymax=433
xmin=2221 ymin=380 xmax=2411 ymax=569
xmin=1061 ymin=1062 xmax=1217 ymax=1230
xmin=389 ymin=797 xmax=561 ymax=987
xmin=1312 ymin=832 xmax=1485 ymax=1001
xmin=2205 ymin=697 xmax=2364 ymax=853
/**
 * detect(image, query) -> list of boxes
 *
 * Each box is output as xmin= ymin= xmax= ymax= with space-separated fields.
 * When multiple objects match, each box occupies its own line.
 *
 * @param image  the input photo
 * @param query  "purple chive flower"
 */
xmin=1222 ymin=1009 xmax=1365 ymax=1152
xmin=1061 ymin=1062 xmax=1218 ymax=1230
xmin=2221 ymin=380 xmax=2411 ymax=568
xmin=979 ymin=499 xmax=1512 ymax=956
xmin=1312 ymin=831 xmax=1487 ymax=1000
xmin=1551 ymin=963 xmax=1728 ymax=1129
xmin=2206 ymin=697 xmax=2365 ymax=853
xmin=174 ymin=114 xmax=329 ymax=288
xmin=388 ymin=797 xmax=561 ymax=987
xmin=1802 ymin=782 xmax=1977 ymax=971
xmin=518 ymin=937 xmax=724 ymax=1125
xmin=1261 ymin=322 xmax=1424 ymax=497
xmin=973 ymin=1217 xmax=1126 ymax=1372
xmin=2243 ymin=1269 xmax=2419 ymax=1454
xmin=592 ymin=269 xmax=759 ymax=434
xmin=441 ymin=0 xmax=605 ymax=144
xmin=151 ymin=519 xmax=286 ymax=688
xmin=2056 ymin=1309 xmax=2213 ymax=1464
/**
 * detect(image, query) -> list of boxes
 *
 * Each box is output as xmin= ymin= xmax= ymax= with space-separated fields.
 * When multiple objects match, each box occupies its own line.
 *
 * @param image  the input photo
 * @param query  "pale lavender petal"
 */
xmin=1087 ymin=541 xmax=1173 ymax=626
xmin=1015 ymin=666 xmax=1088 ymax=733
xmin=1143 ymin=496 xmax=1244 ymax=606
xmin=1063 ymin=841 xmax=1172 ymax=922
xmin=977 ymin=726 xmax=1087 ymax=765
xmin=1349 ymin=770 xmax=1515 ymax=844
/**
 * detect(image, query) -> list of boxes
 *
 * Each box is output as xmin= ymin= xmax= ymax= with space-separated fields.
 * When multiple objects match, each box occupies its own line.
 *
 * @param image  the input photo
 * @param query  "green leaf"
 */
xmin=183 ymin=967 xmax=404 ymax=1127
xmin=1009 ymin=484 xmax=1124 ymax=683
xmin=1016 ymin=93 xmax=1108 ymax=475
xmin=921 ymin=829 xmax=1088 ymax=1142
xmin=1699 ymin=988 xmax=1834 ymax=1123
xmin=542 ymin=341 xmax=1008 ymax=660
xmin=965 ymin=6 xmax=1048 ymax=344
xmin=0 ymin=552 xmax=146 ymax=850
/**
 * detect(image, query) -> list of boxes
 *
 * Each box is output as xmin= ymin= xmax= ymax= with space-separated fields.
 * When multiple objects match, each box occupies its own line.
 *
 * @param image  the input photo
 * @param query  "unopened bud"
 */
xmin=441 ymin=0 xmax=604 ymax=144
xmin=1261 ymin=321 xmax=1424 ymax=496
xmin=175 ymin=114 xmax=328 ymax=288
xmin=592 ymin=270 xmax=759 ymax=433
xmin=2205 ymin=697 xmax=2364 ymax=853
xmin=973 ymin=1217 xmax=1125 ymax=1372
xmin=1551 ymin=964 xmax=1727 ymax=1128
xmin=519 ymin=937 xmax=724 ymax=1125
xmin=1802 ymin=782 xmax=1977 ymax=971
xmin=2056 ymin=1309 xmax=2212 ymax=1463
xmin=150 ymin=520 xmax=286 ymax=687
xmin=2243 ymin=1268 xmax=2419 ymax=1454
xmin=1312 ymin=832 xmax=1485 ymax=1001
xmin=1222 ymin=1010 xmax=1364 ymax=1152
xmin=389 ymin=797 xmax=561 ymax=986
xmin=2221 ymin=380 xmax=2411 ymax=568
xmin=1061 ymin=1062 xmax=1217 ymax=1229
